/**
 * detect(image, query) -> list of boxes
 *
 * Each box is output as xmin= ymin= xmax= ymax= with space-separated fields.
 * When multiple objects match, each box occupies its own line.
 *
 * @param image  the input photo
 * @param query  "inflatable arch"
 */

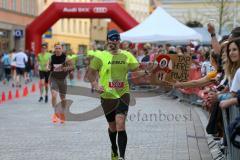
xmin=25 ymin=2 xmax=138 ymax=55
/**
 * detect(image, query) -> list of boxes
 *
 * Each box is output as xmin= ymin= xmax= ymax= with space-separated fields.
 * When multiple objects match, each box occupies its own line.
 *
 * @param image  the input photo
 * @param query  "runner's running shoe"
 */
xmin=38 ymin=96 xmax=43 ymax=102
xmin=51 ymin=113 xmax=58 ymax=123
xmin=45 ymin=95 xmax=48 ymax=103
xmin=59 ymin=113 xmax=65 ymax=124
xmin=111 ymin=152 xmax=118 ymax=160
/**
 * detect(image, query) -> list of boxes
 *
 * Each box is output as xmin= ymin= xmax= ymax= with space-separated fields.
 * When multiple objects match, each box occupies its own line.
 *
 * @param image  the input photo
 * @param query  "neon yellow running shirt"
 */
xmin=38 ymin=52 xmax=52 ymax=71
xmin=67 ymin=54 xmax=78 ymax=67
xmin=87 ymin=50 xmax=101 ymax=57
xmin=90 ymin=50 xmax=139 ymax=99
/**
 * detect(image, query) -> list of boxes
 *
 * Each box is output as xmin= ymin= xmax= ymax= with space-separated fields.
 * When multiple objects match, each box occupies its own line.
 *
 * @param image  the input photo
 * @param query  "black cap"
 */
xmin=107 ymin=29 xmax=120 ymax=41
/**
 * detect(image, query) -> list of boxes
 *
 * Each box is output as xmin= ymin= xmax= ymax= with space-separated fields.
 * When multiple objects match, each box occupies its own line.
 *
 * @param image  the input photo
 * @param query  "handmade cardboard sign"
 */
xmin=151 ymin=54 xmax=192 ymax=86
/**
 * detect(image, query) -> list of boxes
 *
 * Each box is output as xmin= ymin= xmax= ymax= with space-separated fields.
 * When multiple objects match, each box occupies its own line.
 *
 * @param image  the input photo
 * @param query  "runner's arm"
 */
xmin=87 ymin=68 xmax=98 ymax=83
xmin=87 ymin=56 xmax=102 ymax=82
xmin=87 ymin=56 xmax=104 ymax=92
xmin=46 ymin=58 xmax=51 ymax=71
xmin=63 ymin=58 xmax=74 ymax=71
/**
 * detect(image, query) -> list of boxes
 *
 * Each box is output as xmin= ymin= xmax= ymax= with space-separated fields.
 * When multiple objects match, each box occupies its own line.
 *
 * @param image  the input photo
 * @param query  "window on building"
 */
xmin=61 ymin=19 xmax=65 ymax=32
xmin=79 ymin=20 xmax=82 ymax=34
xmin=84 ymin=21 xmax=88 ymax=35
xmin=12 ymin=0 xmax=17 ymax=11
xmin=63 ymin=43 xmax=71 ymax=51
xmin=30 ymin=0 xmax=35 ymax=15
xmin=73 ymin=20 xmax=76 ymax=33
xmin=26 ymin=0 xmax=30 ymax=14
xmin=67 ymin=19 xmax=71 ymax=33
xmin=2 ymin=0 xmax=7 ymax=9
xmin=21 ymin=0 xmax=26 ymax=13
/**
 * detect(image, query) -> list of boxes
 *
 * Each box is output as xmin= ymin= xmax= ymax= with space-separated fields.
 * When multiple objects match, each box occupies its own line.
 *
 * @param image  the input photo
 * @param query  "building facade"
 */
xmin=159 ymin=0 xmax=240 ymax=34
xmin=38 ymin=0 xmax=91 ymax=53
xmin=0 ymin=0 xmax=37 ymax=52
xmin=90 ymin=0 xmax=109 ymax=46
xmin=90 ymin=18 xmax=108 ymax=48
xmin=104 ymin=0 xmax=150 ymax=23
xmin=106 ymin=0 xmax=150 ymax=32
xmin=124 ymin=0 xmax=150 ymax=23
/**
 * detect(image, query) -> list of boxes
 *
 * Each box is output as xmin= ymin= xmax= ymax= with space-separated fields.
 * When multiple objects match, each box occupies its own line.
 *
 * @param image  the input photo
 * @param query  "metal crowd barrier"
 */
xmin=222 ymin=106 xmax=240 ymax=160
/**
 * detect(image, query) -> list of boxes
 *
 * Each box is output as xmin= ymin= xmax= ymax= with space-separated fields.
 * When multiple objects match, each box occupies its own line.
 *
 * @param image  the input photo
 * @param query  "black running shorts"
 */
xmin=50 ymin=77 xmax=67 ymax=96
xmin=39 ymin=71 xmax=50 ymax=83
xmin=16 ymin=67 xmax=25 ymax=75
xmin=101 ymin=93 xmax=130 ymax=122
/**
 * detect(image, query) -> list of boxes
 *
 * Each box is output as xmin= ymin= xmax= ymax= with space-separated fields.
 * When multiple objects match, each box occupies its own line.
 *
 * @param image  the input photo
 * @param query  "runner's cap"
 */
xmin=107 ymin=29 xmax=120 ymax=41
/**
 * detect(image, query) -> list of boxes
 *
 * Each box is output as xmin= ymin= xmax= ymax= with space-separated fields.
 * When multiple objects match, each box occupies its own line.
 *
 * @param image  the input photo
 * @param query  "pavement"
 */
xmin=0 ymin=77 xmax=213 ymax=160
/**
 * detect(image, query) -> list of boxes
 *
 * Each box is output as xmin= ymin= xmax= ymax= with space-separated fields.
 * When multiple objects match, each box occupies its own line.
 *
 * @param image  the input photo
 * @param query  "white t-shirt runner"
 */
xmin=14 ymin=51 xmax=28 ymax=68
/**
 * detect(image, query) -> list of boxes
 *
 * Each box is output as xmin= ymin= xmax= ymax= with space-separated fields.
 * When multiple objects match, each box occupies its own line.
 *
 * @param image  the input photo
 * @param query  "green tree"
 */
xmin=204 ymin=0 xmax=234 ymax=35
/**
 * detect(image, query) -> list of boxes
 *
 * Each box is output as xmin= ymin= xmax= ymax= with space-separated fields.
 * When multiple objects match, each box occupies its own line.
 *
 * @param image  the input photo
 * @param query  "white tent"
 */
xmin=120 ymin=7 xmax=202 ymax=43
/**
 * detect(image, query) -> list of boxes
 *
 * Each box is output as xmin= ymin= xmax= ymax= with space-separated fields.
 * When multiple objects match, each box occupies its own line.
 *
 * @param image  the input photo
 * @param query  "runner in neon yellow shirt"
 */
xmin=86 ymin=42 xmax=102 ymax=91
xmin=67 ymin=53 xmax=78 ymax=68
xmin=88 ymin=30 xmax=139 ymax=160
xmin=66 ymin=49 xmax=78 ymax=85
xmin=90 ymin=49 xmax=139 ymax=99
xmin=87 ymin=41 xmax=101 ymax=58
xmin=37 ymin=44 xmax=52 ymax=103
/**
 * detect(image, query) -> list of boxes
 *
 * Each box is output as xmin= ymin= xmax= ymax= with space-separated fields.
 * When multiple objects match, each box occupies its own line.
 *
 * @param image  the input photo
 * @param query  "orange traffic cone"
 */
xmin=23 ymin=86 xmax=28 ymax=97
xmin=8 ymin=91 xmax=13 ymax=100
xmin=15 ymin=89 xmax=20 ymax=98
xmin=31 ymin=83 xmax=36 ymax=92
xmin=1 ymin=92 xmax=6 ymax=102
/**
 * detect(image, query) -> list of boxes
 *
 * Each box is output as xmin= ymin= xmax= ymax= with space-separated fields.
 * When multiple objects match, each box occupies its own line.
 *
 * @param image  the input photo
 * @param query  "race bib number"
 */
xmin=53 ymin=64 xmax=63 ymax=72
xmin=109 ymin=81 xmax=124 ymax=89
